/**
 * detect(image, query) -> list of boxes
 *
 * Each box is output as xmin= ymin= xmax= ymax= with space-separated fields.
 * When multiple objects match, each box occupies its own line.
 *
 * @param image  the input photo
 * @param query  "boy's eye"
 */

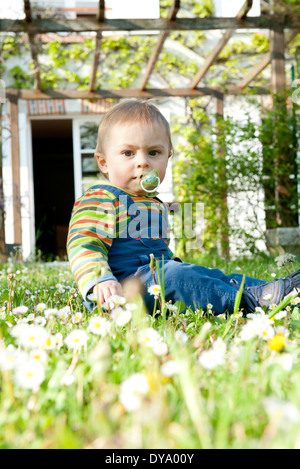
xmin=149 ymin=150 xmax=159 ymax=156
xmin=123 ymin=151 xmax=133 ymax=157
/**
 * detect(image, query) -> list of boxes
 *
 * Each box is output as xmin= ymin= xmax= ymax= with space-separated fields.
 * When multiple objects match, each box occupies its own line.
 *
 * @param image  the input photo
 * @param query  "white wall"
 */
xmin=19 ymin=101 xmax=35 ymax=259
xmin=2 ymin=103 xmax=14 ymax=247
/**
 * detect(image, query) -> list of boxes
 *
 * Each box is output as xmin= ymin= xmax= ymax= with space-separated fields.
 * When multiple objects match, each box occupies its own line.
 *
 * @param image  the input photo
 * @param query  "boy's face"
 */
xmin=96 ymin=121 xmax=171 ymax=195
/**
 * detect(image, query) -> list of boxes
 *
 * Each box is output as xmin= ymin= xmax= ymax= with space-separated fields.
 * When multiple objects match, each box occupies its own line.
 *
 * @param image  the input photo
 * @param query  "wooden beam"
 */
xmin=89 ymin=32 xmax=102 ymax=92
xmin=96 ymin=0 xmax=105 ymax=22
xmin=24 ymin=0 xmax=42 ymax=90
xmin=237 ymin=0 xmax=254 ymax=19
xmin=1 ymin=15 xmax=299 ymax=34
xmin=5 ymin=85 xmax=270 ymax=101
xmin=214 ymin=90 xmax=224 ymax=117
xmin=237 ymin=52 xmax=271 ymax=90
xmin=190 ymin=0 xmax=253 ymax=88
xmin=237 ymin=30 xmax=299 ymax=90
xmin=139 ymin=0 xmax=180 ymax=90
xmin=270 ymin=26 xmax=286 ymax=92
xmin=89 ymin=1 xmax=105 ymax=92
xmin=9 ymin=92 xmax=22 ymax=247
xmin=24 ymin=0 xmax=32 ymax=22
xmin=27 ymin=33 xmax=42 ymax=90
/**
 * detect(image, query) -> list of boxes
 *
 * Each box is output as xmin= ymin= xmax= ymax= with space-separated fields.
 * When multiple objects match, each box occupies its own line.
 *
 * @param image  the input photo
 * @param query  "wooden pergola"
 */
xmin=0 ymin=0 xmax=299 ymax=259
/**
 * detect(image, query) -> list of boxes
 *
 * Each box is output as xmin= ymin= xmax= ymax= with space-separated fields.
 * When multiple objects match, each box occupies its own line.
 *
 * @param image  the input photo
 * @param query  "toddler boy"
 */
xmin=67 ymin=99 xmax=300 ymax=314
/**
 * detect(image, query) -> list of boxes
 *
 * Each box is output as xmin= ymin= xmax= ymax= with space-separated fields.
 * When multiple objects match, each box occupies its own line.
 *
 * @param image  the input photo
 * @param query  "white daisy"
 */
xmin=137 ymin=327 xmax=162 ymax=348
xmin=111 ymin=307 xmax=132 ymax=327
xmin=72 ymin=312 xmax=83 ymax=324
xmin=65 ymin=329 xmax=88 ymax=350
xmin=56 ymin=306 xmax=70 ymax=321
xmin=147 ymin=285 xmax=161 ymax=298
xmin=119 ymin=373 xmax=149 ymax=412
xmin=34 ymin=316 xmax=47 ymax=327
xmin=152 ymin=341 xmax=168 ymax=356
xmin=15 ymin=325 xmax=48 ymax=350
xmin=160 ymin=360 xmax=181 ymax=377
xmin=35 ymin=303 xmax=47 ymax=312
xmin=175 ymin=330 xmax=188 ymax=344
xmin=14 ymin=360 xmax=45 ymax=390
xmin=12 ymin=305 xmax=28 ymax=315
xmin=0 ymin=345 xmax=27 ymax=371
xmin=87 ymin=316 xmax=111 ymax=336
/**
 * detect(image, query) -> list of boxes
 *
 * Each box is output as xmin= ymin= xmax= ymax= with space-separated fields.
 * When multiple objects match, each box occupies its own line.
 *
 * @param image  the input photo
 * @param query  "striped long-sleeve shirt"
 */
xmin=67 ymin=183 xmax=174 ymax=301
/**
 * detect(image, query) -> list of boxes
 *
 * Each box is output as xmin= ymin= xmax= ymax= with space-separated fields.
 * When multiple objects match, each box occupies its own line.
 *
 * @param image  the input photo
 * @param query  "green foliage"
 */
xmin=249 ymin=33 xmax=270 ymax=54
xmin=160 ymin=0 xmax=213 ymax=18
xmin=288 ymin=33 xmax=300 ymax=57
xmin=9 ymin=66 xmax=33 ymax=89
xmin=268 ymin=0 xmax=300 ymax=14
xmin=259 ymin=91 xmax=299 ymax=229
xmin=1 ymin=36 xmax=21 ymax=59
xmin=219 ymin=34 xmax=269 ymax=61
xmin=44 ymin=40 xmax=66 ymax=67
xmin=172 ymin=92 xmax=299 ymax=258
xmin=172 ymin=99 xmax=226 ymax=256
xmin=40 ymin=70 xmax=59 ymax=90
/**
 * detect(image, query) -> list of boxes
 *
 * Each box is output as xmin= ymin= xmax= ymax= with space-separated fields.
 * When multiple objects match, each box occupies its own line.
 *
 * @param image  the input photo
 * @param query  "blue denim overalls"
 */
xmin=84 ymin=184 xmax=265 ymax=314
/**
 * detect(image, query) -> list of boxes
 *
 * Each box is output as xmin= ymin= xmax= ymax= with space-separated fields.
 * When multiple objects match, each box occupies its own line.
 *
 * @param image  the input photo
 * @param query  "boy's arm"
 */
xmin=67 ymin=188 xmax=122 ymax=302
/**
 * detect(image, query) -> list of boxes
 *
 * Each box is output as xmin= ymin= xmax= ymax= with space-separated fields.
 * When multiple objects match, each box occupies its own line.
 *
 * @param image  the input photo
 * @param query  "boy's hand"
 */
xmin=92 ymin=280 xmax=123 ymax=305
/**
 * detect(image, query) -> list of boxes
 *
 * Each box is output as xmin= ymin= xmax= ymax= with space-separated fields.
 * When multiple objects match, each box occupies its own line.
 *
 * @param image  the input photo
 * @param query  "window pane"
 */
xmin=80 ymin=122 xmax=98 ymax=150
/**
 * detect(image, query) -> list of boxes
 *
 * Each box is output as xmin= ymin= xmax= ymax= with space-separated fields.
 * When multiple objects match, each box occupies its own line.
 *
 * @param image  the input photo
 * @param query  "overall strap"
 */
xmin=91 ymin=183 xmax=165 ymax=211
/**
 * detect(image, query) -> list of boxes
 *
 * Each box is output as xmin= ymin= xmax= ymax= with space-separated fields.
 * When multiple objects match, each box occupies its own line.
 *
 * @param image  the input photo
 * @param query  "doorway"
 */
xmin=31 ymin=119 xmax=74 ymax=259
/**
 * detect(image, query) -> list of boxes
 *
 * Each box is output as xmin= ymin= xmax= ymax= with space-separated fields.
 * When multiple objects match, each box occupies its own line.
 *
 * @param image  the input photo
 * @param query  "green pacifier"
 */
xmin=139 ymin=169 xmax=161 ymax=193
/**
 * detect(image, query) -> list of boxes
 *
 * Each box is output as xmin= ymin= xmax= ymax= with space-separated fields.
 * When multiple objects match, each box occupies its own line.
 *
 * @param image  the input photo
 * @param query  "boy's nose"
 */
xmin=136 ymin=152 xmax=149 ymax=168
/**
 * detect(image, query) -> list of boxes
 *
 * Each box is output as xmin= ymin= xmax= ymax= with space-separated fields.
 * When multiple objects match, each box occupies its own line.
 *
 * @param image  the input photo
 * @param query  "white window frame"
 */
xmin=72 ymin=116 xmax=102 ymax=200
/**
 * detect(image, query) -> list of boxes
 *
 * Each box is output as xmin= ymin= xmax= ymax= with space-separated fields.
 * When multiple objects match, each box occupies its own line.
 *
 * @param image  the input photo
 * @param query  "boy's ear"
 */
xmin=95 ymin=153 xmax=108 ymax=174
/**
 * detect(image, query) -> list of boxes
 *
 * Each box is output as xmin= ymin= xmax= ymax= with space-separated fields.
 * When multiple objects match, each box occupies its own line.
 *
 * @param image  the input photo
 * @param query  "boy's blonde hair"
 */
xmin=95 ymin=99 xmax=173 ymax=157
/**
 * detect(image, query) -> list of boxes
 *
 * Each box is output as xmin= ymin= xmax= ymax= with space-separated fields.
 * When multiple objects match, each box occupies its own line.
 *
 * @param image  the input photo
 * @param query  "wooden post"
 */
xmin=88 ymin=0 xmax=105 ymax=92
xmin=214 ymin=92 xmax=230 ymax=257
xmin=9 ymin=92 xmax=22 ymax=250
xmin=0 ymin=103 xmax=7 ymax=263
xmin=270 ymin=27 xmax=286 ymax=93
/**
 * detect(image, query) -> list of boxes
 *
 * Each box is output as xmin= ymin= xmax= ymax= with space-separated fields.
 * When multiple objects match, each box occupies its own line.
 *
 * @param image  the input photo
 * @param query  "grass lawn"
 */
xmin=0 ymin=253 xmax=300 ymax=449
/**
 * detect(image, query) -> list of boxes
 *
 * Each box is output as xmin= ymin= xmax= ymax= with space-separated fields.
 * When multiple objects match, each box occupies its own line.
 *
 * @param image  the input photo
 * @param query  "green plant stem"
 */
xmin=151 ymin=269 xmax=163 ymax=312
xmin=284 ymin=265 xmax=300 ymax=298
xmin=155 ymin=258 xmax=168 ymax=332
xmin=222 ymin=275 xmax=245 ymax=340
xmin=267 ymin=292 xmax=298 ymax=319
xmin=171 ymin=308 xmax=187 ymax=330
